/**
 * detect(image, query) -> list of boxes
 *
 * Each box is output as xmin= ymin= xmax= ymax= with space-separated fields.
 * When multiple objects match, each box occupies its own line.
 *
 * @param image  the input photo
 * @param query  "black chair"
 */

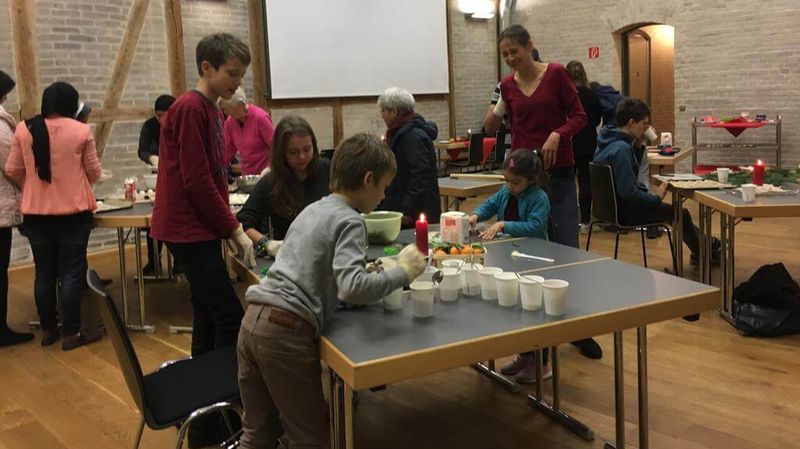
xmin=483 ymin=123 xmax=508 ymax=170
xmin=585 ymin=163 xmax=678 ymax=273
xmin=86 ymin=268 xmax=242 ymax=449
xmin=447 ymin=131 xmax=485 ymax=173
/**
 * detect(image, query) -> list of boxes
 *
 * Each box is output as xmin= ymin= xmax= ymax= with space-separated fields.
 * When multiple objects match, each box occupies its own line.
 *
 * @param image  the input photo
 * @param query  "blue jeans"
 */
xmin=547 ymin=168 xmax=579 ymax=248
xmin=23 ymin=212 xmax=93 ymax=335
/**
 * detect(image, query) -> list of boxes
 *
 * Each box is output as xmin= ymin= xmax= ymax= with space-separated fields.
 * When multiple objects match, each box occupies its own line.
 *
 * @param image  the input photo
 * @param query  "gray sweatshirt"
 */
xmin=246 ymin=194 xmax=409 ymax=335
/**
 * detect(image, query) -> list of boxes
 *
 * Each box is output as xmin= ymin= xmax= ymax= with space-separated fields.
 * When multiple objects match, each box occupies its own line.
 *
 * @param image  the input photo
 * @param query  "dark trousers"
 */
xmin=1 ymin=227 xmax=11 ymax=330
xmin=547 ymin=168 xmax=579 ymax=249
xmin=619 ymin=202 xmax=700 ymax=254
xmin=145 ymin=229 xmax=162 ymax=265
xmin=23 ymin=212 xmax=93 ymax=335
xmin=575 ymin=160 xmax=592 ymax=224
xmin=166 ymin=240 xmax=244 ymax=356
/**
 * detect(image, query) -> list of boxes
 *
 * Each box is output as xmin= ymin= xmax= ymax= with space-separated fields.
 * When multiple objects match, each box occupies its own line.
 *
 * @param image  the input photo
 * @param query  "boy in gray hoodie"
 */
xmin=237 ymin=133 xmax=426 ymax=449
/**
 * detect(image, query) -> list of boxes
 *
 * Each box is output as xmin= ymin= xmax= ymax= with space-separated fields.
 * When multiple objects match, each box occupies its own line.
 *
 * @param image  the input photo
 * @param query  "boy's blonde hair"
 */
xmin=330 ymin=133 xmax=397 ymax=192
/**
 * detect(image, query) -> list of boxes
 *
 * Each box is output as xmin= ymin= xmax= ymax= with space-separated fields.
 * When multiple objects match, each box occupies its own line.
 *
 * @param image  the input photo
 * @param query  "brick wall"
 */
xmin=1 ymin=0 xmax=498 ymax=265
xmin=513 ymin=0 xmax=799 ymax=173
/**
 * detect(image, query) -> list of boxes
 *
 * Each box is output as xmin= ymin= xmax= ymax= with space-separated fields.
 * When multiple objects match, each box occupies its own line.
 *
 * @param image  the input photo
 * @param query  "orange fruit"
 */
xmin=434 ymin=249 xmax=447 ymax=256
xmin=472 ymin=247 xmax=483 ymax=255
xmin=461 ymin=246 xmax=473 ymax=255
xmin=449 ymin=246 xmax=460 ymax=255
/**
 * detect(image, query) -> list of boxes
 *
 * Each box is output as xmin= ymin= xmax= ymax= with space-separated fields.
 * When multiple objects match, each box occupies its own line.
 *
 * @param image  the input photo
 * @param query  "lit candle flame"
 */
xmin=420 ymin=213 xmax=426 ymax=222
xmin=757 ymin=159 xmax=763 ymax=165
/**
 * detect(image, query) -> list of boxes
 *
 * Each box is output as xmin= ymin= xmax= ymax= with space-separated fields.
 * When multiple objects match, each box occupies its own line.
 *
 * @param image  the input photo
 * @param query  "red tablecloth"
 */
xmin=705 ymin=118 xmax=767 ymax=137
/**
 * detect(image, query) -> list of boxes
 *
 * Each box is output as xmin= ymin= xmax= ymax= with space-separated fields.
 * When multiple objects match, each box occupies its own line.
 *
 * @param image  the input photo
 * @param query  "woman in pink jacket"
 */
xmin=5 ymin=82 xmax=103 ymax=351
xmin=0 ymin=71 xmax=34 ymax=347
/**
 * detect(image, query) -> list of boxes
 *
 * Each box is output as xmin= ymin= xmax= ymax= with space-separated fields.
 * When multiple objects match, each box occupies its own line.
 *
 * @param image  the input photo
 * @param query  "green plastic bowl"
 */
xmin=362 ymin=211 xmax=403 ymax=244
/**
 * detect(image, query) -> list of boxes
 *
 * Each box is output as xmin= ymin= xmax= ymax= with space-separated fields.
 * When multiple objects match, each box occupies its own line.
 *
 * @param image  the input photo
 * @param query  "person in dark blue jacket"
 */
xmin=377 ymin=87 xmax=441 ymax=227
xmin=469 ymin=148 xmax=550 ymax=240
xmin=593 ymin=98 xmax=719 ymax=263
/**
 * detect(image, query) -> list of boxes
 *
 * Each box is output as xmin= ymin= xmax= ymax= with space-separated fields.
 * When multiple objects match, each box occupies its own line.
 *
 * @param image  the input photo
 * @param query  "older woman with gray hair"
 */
xmin=219 ymin=87 xmax=275 ymax=175
xmin=377 ymin=86 xmax=441 ymax=226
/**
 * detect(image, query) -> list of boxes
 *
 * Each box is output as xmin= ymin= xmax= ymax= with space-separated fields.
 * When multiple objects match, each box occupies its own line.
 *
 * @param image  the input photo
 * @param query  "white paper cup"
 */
xmin=478 ymin=267 xmax=503 ymax=300
xmin=543 ymin=279 xmax=569 ymax=316
xmin=645 ymin=126 xmax=658 ymax=143
xmin=439 ymin=267 xmax=461 ymax=302
xmin=411 ymin=281 xmax=435 ymax=318
xmin=494 ymin=273 xmax=519 ymax=307
xmin=741 ymin=183 xmax=756 ymax=202
xmin=383 ymin=288 xmax=404 ymax=311
xmin=442 ymin=259 xmax=466 ymax=289
xmin=519 ymin=275 xmax=545 ymax=311
xmin=416 ymin=266 xmax=438 ymax=283
xmin=716 ymin=167 xmax=730 ymax=183
xmin=461 ymin=262 xmax=483 ymax=296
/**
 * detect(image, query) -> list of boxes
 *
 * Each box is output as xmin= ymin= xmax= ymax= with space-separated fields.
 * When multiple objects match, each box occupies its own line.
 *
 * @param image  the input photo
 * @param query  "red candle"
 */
xmin=753 ymin=160 xmax=765 ymax=186
xmin=415 ymin=213 xmax=429 ymax=255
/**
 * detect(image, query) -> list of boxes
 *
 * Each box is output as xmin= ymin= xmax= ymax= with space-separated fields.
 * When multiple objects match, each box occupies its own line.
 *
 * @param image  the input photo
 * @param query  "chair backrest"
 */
xmin=86 ymin=268 xmax=147 ymax=415
xmin=465 ymin=132 xmax=485 ymax=165
xmin=493 ymin=122 xmax=508 ymax=162
xmin=588 ymin=162 xmax=621 ymax=226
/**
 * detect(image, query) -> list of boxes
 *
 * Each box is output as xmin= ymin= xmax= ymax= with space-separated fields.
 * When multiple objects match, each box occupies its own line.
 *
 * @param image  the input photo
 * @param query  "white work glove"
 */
xmin=149 ymin=155 xmax=159 ymax=169
xmin=266 ymin=239 xmax=282 ymax=257
xmin=396 ymin=244 xmax=426 ymax=281
xmin=229 ymin=224 xmax=256 ymax=268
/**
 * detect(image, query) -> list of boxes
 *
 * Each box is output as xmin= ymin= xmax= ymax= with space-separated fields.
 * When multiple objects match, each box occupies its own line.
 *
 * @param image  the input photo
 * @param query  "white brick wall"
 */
xmin=1 ymin=0 xmax=497 ymax=265
xmin=514 ymin=0 xmax=800 ymax=172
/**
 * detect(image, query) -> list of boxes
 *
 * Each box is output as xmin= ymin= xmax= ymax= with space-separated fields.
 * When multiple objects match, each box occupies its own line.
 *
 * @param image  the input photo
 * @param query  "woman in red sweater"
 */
xmin=485 ymin=25 xmax=601 ymax=375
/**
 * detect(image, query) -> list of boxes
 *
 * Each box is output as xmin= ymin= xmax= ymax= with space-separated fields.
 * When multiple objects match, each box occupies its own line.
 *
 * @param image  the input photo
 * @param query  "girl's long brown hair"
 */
xmin=267 ymin=115 xmax=320 ymax=218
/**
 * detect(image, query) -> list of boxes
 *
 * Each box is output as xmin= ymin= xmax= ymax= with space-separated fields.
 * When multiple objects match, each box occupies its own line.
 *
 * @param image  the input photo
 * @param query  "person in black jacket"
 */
xmin=137 ymin=94 xmax=175 ymax=275
xmin=566 ymin=61 xmax=602 ymax=234
xmin=377 ymin=87 xmax=441 ymax=227
xmin=137 ymin=94 xmax=176 ymax=169
xmin=236 ymin=115 xmax=330 ymax=258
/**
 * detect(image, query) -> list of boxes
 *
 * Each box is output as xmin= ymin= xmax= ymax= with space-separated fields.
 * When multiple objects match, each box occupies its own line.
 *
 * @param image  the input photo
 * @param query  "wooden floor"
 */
xmin=2 ymin=196 xmax=800 ymax=449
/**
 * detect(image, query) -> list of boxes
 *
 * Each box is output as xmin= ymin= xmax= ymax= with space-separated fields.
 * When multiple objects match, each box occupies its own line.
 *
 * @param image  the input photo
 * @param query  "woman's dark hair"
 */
xmin=615 ymin=97 xmax=650 ymax=127
xmin=267 ymin=115 xmax=320 ymax=218
xmin=502 ymin=148 xmax=548 ymax=190
xmin=498 ymin=24 xmax=532 ymax=46
xmin=566 ymin=60 xmax=589 ymax=88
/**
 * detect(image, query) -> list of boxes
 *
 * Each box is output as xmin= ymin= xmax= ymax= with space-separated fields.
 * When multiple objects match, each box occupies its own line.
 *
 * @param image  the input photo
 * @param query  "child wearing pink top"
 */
xmin=4 ymin=81 xmax=103 ymax=350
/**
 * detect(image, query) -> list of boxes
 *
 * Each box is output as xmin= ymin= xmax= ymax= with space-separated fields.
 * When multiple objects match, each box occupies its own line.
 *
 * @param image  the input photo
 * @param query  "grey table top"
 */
xmin=323 ymin=258 xmax=716 ymax=365
xmin=94 ymin=201 xmax=153 ymax=217
xmin=438 ymin=177 xmax=504 ymax=189
xmin=694 ymin=189 xmax=800 ymax=217
xmin=248 ymin=227 xmax=606 ymax=280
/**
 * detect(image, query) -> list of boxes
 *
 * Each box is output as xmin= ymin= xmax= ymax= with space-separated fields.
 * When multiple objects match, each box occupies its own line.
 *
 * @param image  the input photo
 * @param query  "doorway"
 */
xmin=621 ymin=24 xmax=675 ymax=137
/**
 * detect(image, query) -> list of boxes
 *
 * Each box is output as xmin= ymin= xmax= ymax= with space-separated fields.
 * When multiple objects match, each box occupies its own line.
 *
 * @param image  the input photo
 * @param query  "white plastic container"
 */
xmin=716 ymin=167 xmax=731 ymax=183
xmin=519 ymin=274 xmax=545 ymax=311
xmin=440 ymin=211 xmax=469 ymax=244
xmin=442 ymin=259 xmax=466 ymax=289
xmin=494 ymin=272 xmax=519 ymax=307
xmin=461 ymin=262 xmax=483 ymax=296
xmin=411 ymin=281 xmax=435 ymax=318
xmin=383 ymin=288 xmax=404 ymax=311
xmin=741 ymin=183 xmax=756 ymax=203
xmin=478 ymin=267 xmax=503 ymax=300
xmin=543 ymin=279 xmax=569 ymax=316
xmin=439 ymin=268 xmax=461 ymax=302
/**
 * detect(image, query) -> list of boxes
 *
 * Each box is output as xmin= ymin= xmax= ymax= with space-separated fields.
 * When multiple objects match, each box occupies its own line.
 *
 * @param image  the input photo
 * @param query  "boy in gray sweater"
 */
xmin=237 ymin=133 xmax=426 ymax=449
